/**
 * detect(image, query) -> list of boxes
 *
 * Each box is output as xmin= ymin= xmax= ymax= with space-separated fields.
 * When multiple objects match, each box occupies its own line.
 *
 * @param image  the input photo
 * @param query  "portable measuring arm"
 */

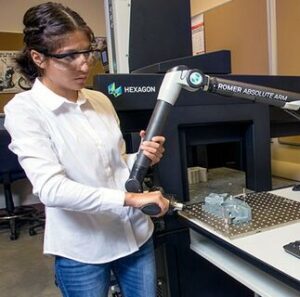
xmin=125 ymin=66 xmax=206 ymax=194
xmin=125 ymin=65 xmax=300 ymax=215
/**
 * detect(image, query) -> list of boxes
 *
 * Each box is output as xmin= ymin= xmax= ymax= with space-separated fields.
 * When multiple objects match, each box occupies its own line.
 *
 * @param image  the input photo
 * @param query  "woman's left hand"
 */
xmin=139 ymin=130 xmax=165 ymax=166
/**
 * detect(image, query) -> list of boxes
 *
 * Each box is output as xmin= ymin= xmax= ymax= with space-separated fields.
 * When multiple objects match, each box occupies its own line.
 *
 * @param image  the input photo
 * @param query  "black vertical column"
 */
xmin=129 ymin=0 xmax=192 ymax=71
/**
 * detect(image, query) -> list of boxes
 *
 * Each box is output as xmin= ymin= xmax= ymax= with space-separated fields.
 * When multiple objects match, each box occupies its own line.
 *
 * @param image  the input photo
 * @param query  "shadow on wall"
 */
xmin=271 ymin=137 xmax=300 ymax=181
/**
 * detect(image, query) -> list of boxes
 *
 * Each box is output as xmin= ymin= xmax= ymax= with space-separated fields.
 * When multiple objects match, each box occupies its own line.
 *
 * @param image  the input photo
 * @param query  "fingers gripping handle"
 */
xmin=140 ymin=197 xmax=185 ymax=216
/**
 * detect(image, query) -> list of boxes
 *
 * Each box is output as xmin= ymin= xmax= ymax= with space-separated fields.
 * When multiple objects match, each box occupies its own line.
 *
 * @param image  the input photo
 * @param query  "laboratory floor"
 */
xmin=0 ymin=225 xmax=60 ymax=297
xmin=0 ymin=167 xmax=297 ymax=297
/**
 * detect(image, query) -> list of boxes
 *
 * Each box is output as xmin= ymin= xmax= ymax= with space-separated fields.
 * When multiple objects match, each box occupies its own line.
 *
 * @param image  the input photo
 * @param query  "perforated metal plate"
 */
xmin=180 ymin=192 xmax=300 ymax=239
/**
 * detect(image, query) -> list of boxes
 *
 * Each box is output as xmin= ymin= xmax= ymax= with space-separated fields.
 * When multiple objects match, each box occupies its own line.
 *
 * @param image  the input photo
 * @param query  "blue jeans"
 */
xmin=55 ymin=238 xmax=156 ymax=297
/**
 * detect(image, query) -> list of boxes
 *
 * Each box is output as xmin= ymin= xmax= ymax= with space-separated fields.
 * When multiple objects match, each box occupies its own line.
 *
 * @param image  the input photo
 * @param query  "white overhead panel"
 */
xmin=104 ymin=0 xmax=131 ymax=73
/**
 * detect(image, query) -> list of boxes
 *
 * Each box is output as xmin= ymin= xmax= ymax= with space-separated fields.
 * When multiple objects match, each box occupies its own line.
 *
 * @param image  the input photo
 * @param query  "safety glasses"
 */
xmin=41 ymin=48 xmax=101 ymax=67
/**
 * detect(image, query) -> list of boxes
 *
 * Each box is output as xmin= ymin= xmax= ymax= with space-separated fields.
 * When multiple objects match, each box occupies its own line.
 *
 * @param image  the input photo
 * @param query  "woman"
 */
xmin=4 ymin=2 xmax=169 ymax=297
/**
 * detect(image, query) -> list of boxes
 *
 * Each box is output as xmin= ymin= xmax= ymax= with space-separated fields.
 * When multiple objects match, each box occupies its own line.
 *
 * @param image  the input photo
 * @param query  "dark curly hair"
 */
xmin=16 ymin=2 xmax=95 ymax=83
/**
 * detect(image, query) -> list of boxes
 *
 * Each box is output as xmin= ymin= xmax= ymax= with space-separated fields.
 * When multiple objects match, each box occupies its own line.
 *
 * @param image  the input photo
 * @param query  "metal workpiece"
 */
xmin=202 ymin=193 xmax=252 ymax=225
xmin=179 ymin=192 xmax=300 ymax=239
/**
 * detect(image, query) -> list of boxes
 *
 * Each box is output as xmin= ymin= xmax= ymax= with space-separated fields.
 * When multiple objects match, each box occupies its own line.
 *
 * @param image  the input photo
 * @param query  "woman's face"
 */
xmin=39 ymin=30 xmax=92 ymax=101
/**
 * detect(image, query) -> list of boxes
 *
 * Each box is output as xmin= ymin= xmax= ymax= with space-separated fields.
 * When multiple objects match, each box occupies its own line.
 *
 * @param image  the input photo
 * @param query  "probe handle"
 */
xmin=125 ymin=100 xmax=173 ymax=193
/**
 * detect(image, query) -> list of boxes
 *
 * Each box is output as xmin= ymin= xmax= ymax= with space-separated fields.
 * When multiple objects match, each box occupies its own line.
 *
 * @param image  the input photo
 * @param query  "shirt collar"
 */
xmin=31 ymin=78 xmax=87 ymax=111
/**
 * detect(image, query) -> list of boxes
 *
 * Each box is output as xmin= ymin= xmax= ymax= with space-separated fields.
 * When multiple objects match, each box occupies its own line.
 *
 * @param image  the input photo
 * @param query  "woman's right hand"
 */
xmin=124 ymin=191 xmax=170 ymax=217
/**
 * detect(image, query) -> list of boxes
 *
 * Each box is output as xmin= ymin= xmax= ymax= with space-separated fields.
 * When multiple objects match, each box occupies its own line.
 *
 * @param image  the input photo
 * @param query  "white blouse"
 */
xmin=4 ymin=79 xmax=153 ymax=263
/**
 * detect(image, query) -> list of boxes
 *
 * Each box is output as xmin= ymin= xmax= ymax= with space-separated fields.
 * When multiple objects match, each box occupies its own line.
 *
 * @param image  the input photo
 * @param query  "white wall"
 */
xmin=271 ymin=138 xmax=300 ymax=181
xmin=0 ymin=0 xmax=106 ymax=36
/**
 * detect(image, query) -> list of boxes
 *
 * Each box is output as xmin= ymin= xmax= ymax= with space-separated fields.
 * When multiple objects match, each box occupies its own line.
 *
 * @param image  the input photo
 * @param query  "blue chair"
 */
xmin=0 ymin=115 xmax=43 ymax=239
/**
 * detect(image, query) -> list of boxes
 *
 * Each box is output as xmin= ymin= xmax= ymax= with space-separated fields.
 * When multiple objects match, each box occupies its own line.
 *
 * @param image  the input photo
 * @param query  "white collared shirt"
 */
xmin=4 ymin=79 xmax=153 ymax=263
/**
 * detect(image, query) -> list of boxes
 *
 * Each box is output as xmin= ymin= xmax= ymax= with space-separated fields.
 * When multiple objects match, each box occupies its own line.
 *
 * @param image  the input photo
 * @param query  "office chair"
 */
xmin=0 ymin=116 xmax=43 ymax=240
xmin=28 ymin=206 xmax=45 ymax=236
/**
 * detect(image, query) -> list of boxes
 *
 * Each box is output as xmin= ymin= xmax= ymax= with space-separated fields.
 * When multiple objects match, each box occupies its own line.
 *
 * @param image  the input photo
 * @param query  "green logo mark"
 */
xmin=108 ymin=82 xmax=123 ymax=98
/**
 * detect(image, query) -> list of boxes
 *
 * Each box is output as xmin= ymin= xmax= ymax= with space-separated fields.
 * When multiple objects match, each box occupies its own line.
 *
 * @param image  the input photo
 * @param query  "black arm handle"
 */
xmin=140 ymin=203 xmax=161 ymax=216
xmin=125 ymin=100 xmax=173 ymax=193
